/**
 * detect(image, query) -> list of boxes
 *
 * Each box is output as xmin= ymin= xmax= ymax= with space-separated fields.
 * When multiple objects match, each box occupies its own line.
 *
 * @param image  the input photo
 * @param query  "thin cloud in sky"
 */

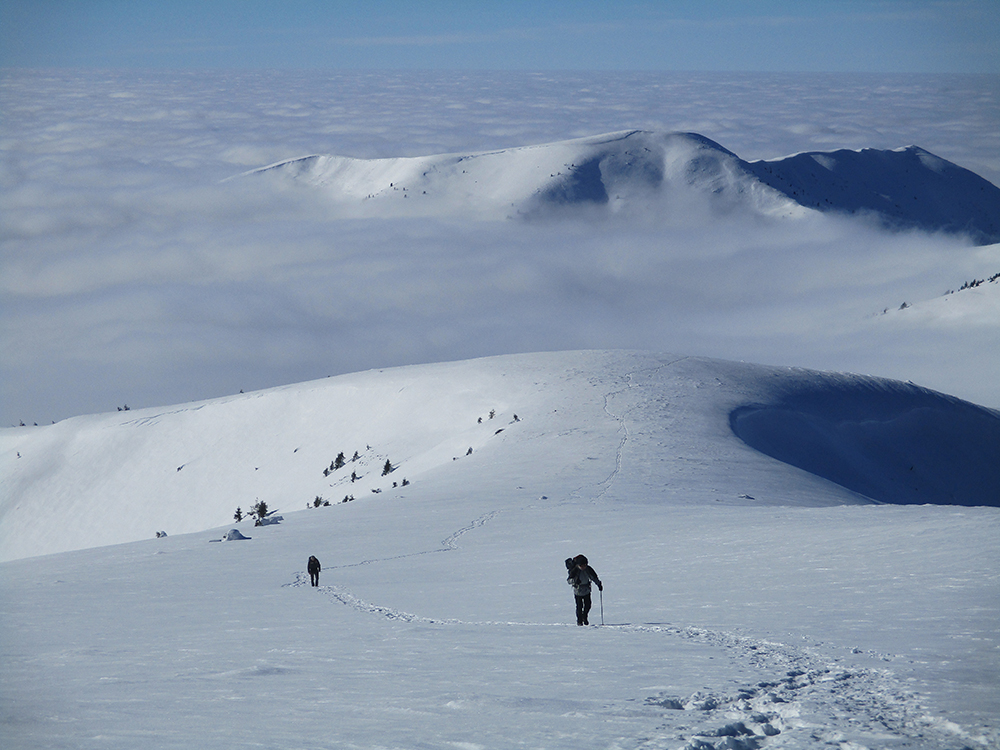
xmin=328 ymin=31 xmax=523 ymax=48
xmin=1 ymin=0 xmax=998 ymax=71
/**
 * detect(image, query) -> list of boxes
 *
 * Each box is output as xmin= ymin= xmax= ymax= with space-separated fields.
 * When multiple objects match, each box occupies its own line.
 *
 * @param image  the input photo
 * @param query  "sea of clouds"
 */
xmin=2 ymin=70 xmax=999 ymax=425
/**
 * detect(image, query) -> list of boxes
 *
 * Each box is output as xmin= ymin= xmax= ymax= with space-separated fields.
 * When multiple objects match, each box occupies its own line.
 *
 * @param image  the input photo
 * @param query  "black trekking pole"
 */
xmin=600 ymin=588 xmax=604 ymax=625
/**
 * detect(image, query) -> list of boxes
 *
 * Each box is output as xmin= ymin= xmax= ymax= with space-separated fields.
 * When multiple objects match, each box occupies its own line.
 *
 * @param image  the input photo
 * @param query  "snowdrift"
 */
xmin=2 ymin=351 xmax=998 ymax=562
xmin=244 ymin=130 xmax=1000 ymax=243
xmin=730 ymin=373 xmax=1000 ymax=506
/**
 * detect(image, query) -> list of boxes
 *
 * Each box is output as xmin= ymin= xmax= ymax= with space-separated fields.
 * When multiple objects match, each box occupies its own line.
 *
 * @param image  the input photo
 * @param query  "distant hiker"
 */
xmin=308 ymin=556 xmax=321 ymax=587
xmin=566 ymin=554 xmax=602 ymax=626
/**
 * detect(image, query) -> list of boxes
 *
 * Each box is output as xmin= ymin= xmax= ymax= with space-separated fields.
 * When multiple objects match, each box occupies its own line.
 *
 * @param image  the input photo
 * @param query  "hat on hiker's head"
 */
xmin=574 ymin=555 xmax=587 ymax=565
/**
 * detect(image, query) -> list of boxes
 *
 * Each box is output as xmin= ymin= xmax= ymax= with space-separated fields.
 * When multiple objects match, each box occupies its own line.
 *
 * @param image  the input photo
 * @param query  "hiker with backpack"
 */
xmin=566 ymin=554 xmax=602 ymax=626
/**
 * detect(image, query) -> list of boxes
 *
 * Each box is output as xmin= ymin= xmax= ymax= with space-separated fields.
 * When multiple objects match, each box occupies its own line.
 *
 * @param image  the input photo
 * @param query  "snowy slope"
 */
xmin=747 ymin=146 xmax=1000 ymax=244
xmin=244 ymin=130 xmax=802 ymax=220
xmin=878 ymin=272 xmax=1000 ymax=325
xmin=244 ymin=130 xmax=1000 ymax=243
xmin=0 ymin=434 xmax=1000 ymax=750
xmin=1 ymin=500 xmax=997 ymax=750
xmin=3 ymin=351 xmax=998 ymax=564
xmin=0 ymin=353 xmax=998 ymax=749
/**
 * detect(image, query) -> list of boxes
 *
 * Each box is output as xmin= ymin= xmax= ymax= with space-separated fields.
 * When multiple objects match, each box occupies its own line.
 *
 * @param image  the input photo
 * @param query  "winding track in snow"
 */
xmin=591 ymin=371 xmax=633 ymax=502
xmin=591 ymin=357 xmax=690 ymax=503
xmin=289 ymin=568 xmax=971 ymax=749
xmin=283 ymin=506 xmax=986 ymax=750
xmin=282 ymin=510 xmax=504 ymax=573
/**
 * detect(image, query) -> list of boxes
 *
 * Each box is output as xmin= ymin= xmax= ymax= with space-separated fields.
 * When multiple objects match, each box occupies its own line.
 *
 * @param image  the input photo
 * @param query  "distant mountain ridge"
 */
xmin=746 ymin=145 xmax=1000 ymax=243
xmin=245 ymin=130 xmax=1000 ymax=243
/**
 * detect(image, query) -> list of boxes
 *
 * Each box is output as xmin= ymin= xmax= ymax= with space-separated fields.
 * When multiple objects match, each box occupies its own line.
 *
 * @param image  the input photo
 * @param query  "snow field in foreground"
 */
xmin=1 ymin=495 xmax=997 ymax=749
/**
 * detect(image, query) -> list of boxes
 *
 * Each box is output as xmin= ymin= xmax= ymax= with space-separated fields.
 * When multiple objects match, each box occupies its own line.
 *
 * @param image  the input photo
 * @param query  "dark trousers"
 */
xmin=575 ymin=594 xmax=592 ymax=625
xmin=310 ymin=572 xmax=319 ymax=587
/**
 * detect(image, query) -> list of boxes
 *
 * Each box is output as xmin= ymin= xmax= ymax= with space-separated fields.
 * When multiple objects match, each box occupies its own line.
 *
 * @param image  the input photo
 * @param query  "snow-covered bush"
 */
xmin=250 ymin=500 xmax=268 ymax=523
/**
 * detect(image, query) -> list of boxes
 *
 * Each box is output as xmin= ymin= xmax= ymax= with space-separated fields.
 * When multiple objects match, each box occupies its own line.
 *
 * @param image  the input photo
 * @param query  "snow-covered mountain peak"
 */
xmin=240 ymin=130 xmax=1000 ymax=242
xmin=242 ymin=129 xmax=776 ymax=220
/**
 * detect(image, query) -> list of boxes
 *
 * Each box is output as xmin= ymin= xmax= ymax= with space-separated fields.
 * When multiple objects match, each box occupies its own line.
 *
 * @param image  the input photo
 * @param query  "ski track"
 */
xmin=594 ymin=372 xmax=632 ymax=502
xmin=284 ymin=509 xmax=988 ymax=750
xmin=591 ymin=357 xmax=690 ymax=504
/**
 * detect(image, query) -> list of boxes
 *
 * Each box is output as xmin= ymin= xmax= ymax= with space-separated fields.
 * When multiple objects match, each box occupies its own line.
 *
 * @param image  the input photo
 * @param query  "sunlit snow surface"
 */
xmin=1 ymin=351 xmax=998 ymax=748
xmin=246 ymin=130 xmax=1000 ymax=242
xmin=1 ymin=482 xmax=997 ymax=749
xmin=2 ymin=71 xmax=1000 ymax=749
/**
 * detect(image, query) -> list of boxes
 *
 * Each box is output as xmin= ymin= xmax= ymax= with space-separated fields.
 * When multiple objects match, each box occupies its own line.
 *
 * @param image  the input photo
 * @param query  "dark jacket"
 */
xmin=307 ymin=556 xmax=321 ymax=574
xmin=567 ymin=564 xmax=602 ymax=597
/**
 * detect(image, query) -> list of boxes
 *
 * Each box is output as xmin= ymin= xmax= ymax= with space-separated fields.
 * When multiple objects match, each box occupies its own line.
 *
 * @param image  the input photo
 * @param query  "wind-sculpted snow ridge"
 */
xmin=243 ymin=130 xmax=1000 ymax=243
xmin=729 ymin=368 xmax=1000 ymax=507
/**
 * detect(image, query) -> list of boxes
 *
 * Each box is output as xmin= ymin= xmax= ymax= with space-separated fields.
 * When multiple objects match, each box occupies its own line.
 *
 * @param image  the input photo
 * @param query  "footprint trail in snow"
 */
xmin=285 ymin=513 xmax=985 ymax=750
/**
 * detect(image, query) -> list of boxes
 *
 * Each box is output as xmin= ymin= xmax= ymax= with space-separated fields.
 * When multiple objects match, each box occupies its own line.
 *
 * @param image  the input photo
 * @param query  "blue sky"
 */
xmin=1 ymin=0 xmax=998 ymax=72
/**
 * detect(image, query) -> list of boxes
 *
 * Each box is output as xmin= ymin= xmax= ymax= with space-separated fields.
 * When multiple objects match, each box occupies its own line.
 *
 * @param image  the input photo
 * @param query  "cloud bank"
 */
xmin=2 ymin=70 xmax=999 ymax=425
